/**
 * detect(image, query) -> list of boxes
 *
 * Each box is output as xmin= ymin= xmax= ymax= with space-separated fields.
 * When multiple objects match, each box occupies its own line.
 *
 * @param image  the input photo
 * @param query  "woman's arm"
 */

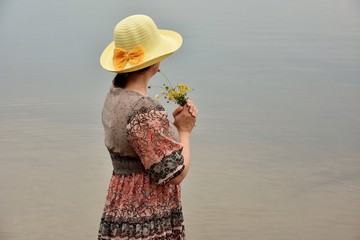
xmin=170 ymin=102 xmax=197 ymax=185
xmin=170 ymin=131 xmax=191 ymax=185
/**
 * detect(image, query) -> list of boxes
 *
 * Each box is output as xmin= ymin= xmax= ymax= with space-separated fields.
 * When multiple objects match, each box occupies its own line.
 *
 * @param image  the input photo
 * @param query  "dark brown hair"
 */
xmin=112 ymin=66 xmax=152 ymax=88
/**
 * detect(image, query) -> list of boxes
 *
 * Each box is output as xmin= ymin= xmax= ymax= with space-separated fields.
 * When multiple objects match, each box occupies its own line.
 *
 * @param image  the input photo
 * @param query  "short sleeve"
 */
xmin=126 ymin=97 xmax=184 ymax=184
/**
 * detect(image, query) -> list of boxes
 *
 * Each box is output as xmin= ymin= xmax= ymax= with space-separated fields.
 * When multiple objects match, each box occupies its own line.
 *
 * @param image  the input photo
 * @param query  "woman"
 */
xmin=98 ymin=15 xmax=198 ymax=239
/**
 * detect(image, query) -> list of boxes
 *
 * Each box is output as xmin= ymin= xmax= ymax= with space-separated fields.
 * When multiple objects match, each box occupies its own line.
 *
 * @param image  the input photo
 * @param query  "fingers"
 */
xmin=172 ymin=106 xmax=184 ymax=118
xmin=186 ymin=99 xmax=198 ymax=118
xmin=173 ymin=106 xmax=196 ymax=133
xmin=173 ymin=100 xmax=198 ymax=120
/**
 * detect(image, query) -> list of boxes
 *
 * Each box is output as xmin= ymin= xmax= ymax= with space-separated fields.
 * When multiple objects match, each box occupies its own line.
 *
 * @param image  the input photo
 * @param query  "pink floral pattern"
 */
xmin=127 ymin=106 xmax=183 ymax=169
xmin=98 ymin=173 xmax=184 ymax=239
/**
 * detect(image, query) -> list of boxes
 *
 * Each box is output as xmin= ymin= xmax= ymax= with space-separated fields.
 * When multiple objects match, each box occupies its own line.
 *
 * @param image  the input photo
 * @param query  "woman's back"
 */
xmin=102 ymin=86 xmax=143 ymax=156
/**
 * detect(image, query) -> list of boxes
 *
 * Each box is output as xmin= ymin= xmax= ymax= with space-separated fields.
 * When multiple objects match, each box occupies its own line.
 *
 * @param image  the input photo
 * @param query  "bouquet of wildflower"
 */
xmin=149 ymin=71 xmax=192 ymax=106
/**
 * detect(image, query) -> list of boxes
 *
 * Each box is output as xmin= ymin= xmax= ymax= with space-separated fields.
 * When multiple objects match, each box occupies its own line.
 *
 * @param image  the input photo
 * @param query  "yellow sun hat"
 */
xmin=100 ymin=15 xmax=183 ymax=73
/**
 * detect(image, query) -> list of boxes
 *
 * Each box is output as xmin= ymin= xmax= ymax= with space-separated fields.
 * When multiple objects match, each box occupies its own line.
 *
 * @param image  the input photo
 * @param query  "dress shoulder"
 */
xmin=127 ymin=96 xmax=165 ymax=123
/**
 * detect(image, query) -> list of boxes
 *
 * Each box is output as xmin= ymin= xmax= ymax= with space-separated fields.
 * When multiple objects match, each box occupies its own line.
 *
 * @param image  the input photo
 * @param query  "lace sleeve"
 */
xmin=126 ymin=97 xmax=184 ymax=184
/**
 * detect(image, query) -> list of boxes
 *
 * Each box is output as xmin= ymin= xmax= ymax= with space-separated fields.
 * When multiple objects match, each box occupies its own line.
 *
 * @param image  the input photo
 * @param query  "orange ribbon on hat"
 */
xmin=113 ymin=45 xmax=144 ymax=71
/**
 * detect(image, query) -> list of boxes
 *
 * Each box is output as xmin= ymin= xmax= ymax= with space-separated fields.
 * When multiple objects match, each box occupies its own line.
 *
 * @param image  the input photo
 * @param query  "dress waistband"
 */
xmin=110 ymin=152 xmax=146 ymax=175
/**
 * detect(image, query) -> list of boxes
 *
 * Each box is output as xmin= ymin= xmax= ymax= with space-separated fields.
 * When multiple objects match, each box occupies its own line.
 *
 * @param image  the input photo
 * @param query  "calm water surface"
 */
xmin=1 ymin=0 xmax=360 ymax=239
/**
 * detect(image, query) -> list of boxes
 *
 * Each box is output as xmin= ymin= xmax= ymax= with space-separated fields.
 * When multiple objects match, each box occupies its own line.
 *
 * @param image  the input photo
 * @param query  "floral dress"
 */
xmin=98 ymin=86 xmax=185 ymax=240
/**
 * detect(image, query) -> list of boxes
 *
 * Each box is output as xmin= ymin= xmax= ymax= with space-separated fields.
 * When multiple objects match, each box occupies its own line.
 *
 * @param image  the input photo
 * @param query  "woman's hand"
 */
xmin=172 ymin=100 xmax=198 ymax=118
xmin=173 ymin=100 xmax=198 ymax=133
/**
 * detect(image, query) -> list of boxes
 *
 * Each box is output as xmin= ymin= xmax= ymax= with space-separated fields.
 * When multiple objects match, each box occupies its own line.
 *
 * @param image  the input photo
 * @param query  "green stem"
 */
xmin=148 ymin=85 xmax=165 ymax=89
xmin=159 ymin=70 xmax=174 ymax=89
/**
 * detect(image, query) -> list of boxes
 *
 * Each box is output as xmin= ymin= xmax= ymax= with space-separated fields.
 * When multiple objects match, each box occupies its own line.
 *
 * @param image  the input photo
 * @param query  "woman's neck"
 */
xmin=124 ymin=73 xmax=150 ymax=96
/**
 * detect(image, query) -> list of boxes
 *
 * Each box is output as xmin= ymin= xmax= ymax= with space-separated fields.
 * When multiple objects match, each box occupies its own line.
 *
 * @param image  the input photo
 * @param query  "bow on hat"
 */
xmin=112 ymin=45 xmax=144 ymax=71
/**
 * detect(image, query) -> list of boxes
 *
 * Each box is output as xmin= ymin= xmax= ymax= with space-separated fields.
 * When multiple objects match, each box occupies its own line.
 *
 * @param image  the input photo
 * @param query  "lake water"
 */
xmin=1 ymin=0 xmax=360 ymax=239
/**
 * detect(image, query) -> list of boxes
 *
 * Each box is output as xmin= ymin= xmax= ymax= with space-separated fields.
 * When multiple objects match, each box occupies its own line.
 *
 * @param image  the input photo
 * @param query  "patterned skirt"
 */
xmin=98 ymin=172 xmax=185 ymax=240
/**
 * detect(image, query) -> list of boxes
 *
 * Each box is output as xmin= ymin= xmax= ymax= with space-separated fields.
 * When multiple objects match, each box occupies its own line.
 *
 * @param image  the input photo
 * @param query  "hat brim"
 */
xmin=100 ymin=29 xmax=182 ymax=73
